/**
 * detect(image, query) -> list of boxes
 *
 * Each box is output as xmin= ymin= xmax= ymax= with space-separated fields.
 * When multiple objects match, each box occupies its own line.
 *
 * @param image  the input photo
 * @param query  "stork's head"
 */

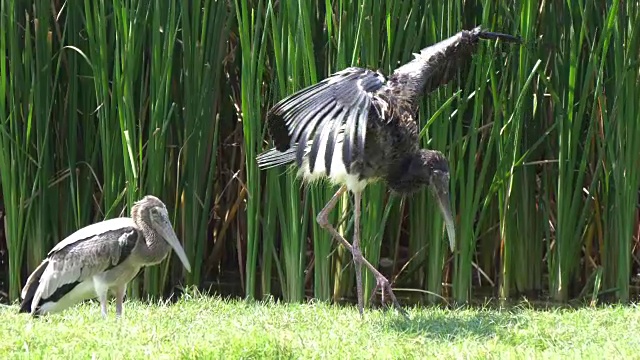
xmin=422 ymin=151 xmax=456 ymax=252
xmin=387 ymin=150 xmax=456 ymax=252
xmin=132 ymin=195 xmax=192 ymax=272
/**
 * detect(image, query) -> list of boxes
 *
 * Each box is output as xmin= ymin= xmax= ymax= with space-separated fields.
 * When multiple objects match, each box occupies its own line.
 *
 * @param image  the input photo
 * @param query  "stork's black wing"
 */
xmin=387 ymin=26 xmax=521 ymax=102
xmin=261 ymin=67 xmax=386 ymax=174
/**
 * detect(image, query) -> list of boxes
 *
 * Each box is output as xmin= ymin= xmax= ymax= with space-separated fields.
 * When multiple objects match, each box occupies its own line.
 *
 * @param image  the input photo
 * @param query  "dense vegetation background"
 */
xmin=1 ymin=0 xmax=638 ymax=309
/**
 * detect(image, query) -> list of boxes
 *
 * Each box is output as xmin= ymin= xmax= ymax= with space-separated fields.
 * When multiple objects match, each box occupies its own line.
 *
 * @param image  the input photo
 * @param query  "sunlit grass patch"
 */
xmin=1 ymin=295 xmax=639 ymax=359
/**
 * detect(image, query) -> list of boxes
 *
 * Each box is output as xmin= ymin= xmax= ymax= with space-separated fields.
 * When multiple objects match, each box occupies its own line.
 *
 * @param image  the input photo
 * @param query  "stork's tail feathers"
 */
xmin=19 ymin=259 xmax=48 ymax=315
xmin=256 ymin=146 xmax=298 ymax=169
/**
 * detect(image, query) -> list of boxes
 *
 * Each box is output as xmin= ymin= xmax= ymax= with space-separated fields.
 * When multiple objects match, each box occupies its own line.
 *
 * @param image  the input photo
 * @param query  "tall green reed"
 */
xmin=548 ymin=0 xmax=609 ymax=302
xmin=176 ymin=0 xmax=229 ymax=290
xmin=602 ymin=0 xmax=639 ymax=302
xmin=57 ymin=0 xmax=99 ymax=240
xmin=141 ymin=0 xmax=179 ymax=296
xmin=83 ymin=0 xmax=126 ymax=215
xmin=29 ymin=1 xmax=57 ymax=275
xmin=234 ymin=0 xmax=270 ymax=299
xmin=0 ymin=1 xmax=35 ymax=300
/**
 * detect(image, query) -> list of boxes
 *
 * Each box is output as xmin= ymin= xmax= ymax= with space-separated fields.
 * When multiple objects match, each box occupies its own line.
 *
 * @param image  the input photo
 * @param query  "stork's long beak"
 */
xmin=430 ymin=172 xmax=456 ymax=252
xmin=156 ymin=219 xmax=192 ymax=273
xmin=476 ymin=30 xmax=523 ymax=44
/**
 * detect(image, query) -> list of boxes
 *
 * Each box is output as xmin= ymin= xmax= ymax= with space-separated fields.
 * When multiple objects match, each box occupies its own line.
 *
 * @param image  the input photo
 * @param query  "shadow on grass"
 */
xmin=379 ymin=309 xmax=523 ymax=342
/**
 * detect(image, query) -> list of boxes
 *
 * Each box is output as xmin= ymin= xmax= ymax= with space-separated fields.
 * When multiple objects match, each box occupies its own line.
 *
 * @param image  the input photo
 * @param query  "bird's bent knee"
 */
xmin=316 ymin=213 xmax=328 ymax=227
xmin=352 ymin=247 xmax=363 ymax=261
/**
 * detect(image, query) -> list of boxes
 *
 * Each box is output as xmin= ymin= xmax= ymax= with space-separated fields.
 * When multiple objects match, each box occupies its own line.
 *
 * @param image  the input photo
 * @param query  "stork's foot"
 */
xmin=352 ymin=247 xmax=365 ymax=318
xmin=350 ymin=247 xmax=409 ymax=319
xmin=370 ymin=275 xmax=408 ymax=318
xmin=317 ymin=185 xmax=408 ymax=319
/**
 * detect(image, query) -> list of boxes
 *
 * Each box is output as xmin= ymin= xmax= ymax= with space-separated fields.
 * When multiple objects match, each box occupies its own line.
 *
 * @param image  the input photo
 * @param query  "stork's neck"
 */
xmin=385 ymin=149 xmax=447 ymax=195
xmin=137 ymin=222 xmax=171 ymax=265
xmin=385 ymin=152 xmax=429 ymax=194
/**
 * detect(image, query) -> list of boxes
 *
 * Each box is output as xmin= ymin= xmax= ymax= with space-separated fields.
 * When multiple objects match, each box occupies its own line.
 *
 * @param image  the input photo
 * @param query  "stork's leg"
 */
xmin=316 ymin=185 xmax=407 ymax=318
xmin=115 ymin=284 xmax=126 ymax=318
xmin=353 ymin=191 xmax=364 ymax=316
xmin=97 ymin=289 xmax=108 ymax=319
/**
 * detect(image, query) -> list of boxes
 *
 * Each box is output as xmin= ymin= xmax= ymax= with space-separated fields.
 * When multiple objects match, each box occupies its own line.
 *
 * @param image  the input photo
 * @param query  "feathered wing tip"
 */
xmin=19 ymin=259 xmax=49 ymax=315
xmin=472 ymin=26 xmax=522 ymax=44
xmin=256 ymin=146 xmax=298 ymax=170
xmin=387 ymin=26 xmax=522 ymax=101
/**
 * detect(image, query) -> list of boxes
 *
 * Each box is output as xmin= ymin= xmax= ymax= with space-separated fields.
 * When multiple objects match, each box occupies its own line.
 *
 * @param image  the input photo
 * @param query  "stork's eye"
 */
xmin=151 ymin=208 xmax=158 ymax=215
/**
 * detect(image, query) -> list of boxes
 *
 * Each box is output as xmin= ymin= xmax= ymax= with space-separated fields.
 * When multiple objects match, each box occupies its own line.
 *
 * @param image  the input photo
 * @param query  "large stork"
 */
xmin=257 ymin=26 xmax=521 ymax=315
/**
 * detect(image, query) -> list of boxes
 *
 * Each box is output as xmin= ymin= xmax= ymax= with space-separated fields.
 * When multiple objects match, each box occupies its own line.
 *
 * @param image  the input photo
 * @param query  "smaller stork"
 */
xmin=19 ymin=195 xmax=191 ymax=318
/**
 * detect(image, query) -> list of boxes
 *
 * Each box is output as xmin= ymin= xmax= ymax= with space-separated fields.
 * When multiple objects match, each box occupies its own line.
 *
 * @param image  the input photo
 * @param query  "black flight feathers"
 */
xmin=259 ymin=67 xmax=385 ymax=176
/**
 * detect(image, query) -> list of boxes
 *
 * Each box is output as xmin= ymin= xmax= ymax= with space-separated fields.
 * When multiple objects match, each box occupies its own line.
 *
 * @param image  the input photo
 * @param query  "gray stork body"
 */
xmin=256 ymin=26 xmax=520 ymax=316
xmin=19 ymin=195 xmax=191 ymax=317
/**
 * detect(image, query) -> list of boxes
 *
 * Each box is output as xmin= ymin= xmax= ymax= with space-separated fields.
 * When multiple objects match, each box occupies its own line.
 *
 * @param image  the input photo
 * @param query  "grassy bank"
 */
xmin=1 ymin=294 xmax=639 ymax=359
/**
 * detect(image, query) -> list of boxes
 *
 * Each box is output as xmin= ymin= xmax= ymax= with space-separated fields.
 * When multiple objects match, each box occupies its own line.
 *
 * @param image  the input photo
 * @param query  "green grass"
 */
xmin=1 ymin=294 xmax=639 ymax=359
